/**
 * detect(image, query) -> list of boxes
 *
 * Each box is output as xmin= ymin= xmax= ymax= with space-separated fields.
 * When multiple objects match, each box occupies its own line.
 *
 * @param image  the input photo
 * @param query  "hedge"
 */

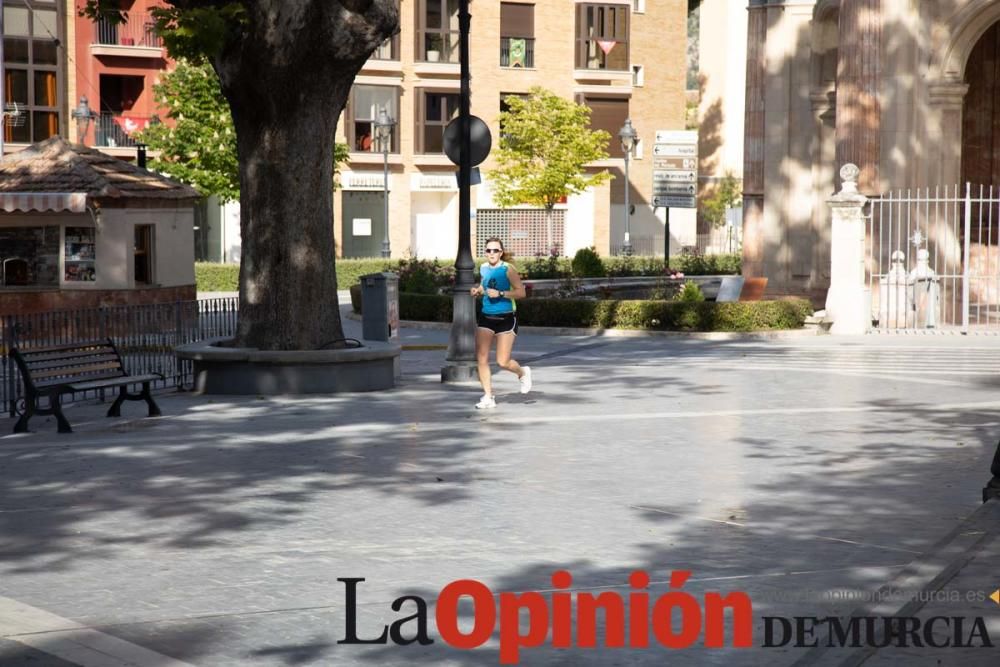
xmin=351 ymin=289 xmax=812 ymax=332
xmin=197 ymin=253 xmax=743 ymax=292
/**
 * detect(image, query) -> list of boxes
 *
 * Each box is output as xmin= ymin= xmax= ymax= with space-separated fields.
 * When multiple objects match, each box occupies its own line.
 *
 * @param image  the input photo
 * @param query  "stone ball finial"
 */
xmin=840 ymin=163 xmax=860 ymax=183
xmin=891 ymin=250 xmax=905 ymax=263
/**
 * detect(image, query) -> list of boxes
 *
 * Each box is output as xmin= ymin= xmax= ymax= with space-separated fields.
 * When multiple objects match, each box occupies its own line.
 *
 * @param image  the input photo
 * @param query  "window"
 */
xmin=3 ymin=1 xmax=61 ymax=143
xmin=372 ymin=1 xmax=401 ymax=60
xmin=581 ymin=96 xmax=629 ymax=158
xmin=633 ymin=0 xmax=645 ymax=13
xmin=134 ymin=225 xmax=154 ymax=284
xmin=418 ymin=0 xmax=459 ymax=63
xmin=347 ymin=85 xmax=399 ymax=153
xmin=64 ymin=227 xmax=96 ymax=283
xmin=418 ymin=90 xmax=460 ymax=153
xmin=500 ymin=3 xmax=534 ymax=68
xmin=632 ymin=64 xmax=644 ymax=87
xmin=0 ymin=226 xmax=59 ymax=287
xmin=576 ymin=3 xmax=630 ymax=71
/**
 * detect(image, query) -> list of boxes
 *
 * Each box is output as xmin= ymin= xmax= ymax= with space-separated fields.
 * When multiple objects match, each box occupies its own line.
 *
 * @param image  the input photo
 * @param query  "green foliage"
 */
xmin=394 ymin=258 xmax=455 ymax=294
xmin=137 ymin=59 xmax=240 ymax=201
xmin=676 ymin=281 xmax=705 ymax=303
xmin=519 ymin=256 xmax=571 ymax=279
xmin=195 ymin=262 xmax=239 ymax=292
xmin=571 ymin=247 xmax=606 ymax=278
xmin=701 ymin=172 xmax=743 ymax=228
xmin=379 ymin=294 xmax=812 ymax=332
xmin=490 ymin=88 xmax=611 ymax=210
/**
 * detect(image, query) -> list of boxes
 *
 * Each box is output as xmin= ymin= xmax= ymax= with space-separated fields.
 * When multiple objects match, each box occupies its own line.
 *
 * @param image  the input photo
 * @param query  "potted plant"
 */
xmin=426 ymin=34 xmax=443 ymax=62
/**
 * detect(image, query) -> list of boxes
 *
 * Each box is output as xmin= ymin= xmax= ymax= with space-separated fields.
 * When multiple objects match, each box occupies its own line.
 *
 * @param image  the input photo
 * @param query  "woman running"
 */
xmin=469 ymin=237 xmax=532 ymax=409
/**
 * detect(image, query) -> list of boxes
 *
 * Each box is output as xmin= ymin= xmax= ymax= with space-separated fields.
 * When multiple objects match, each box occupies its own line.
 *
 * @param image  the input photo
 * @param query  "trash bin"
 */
xmin=360 ymin=272 xmax=399 ymax=342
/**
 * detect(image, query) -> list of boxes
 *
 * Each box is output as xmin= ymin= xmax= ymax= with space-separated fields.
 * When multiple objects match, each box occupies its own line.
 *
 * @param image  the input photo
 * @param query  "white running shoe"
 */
xmin=519 ymin=367 xmax=533 ymax=394
xmin=475 ymin=394 xmax=497 ymax=409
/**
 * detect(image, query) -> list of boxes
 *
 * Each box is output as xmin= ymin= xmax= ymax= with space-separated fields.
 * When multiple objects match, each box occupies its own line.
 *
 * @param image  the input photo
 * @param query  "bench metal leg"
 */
xmin=141 ymin=382 xmax=161 ymax=417
xmin=107 ymin=386 xmax=128 ymax=418
xmin=13 ymin=398 xmax=34 ymax=434
xmin=51 ymin=396 xmax=73 ymax=434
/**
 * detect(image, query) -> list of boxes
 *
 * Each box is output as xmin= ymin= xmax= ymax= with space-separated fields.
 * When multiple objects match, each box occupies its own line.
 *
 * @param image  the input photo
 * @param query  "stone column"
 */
xmin=741 ymin=0 xmax=767 ymax=278
xmin=826 ymin=164 xmax=870 ymax=334
xmin=926 ymin=78 xmax=969 ymax=188
xmin=835 ymin=0 xmax=881 ymax=194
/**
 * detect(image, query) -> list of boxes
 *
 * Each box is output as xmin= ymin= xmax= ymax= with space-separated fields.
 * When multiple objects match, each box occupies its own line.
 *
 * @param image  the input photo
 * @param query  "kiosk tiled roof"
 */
xmin=0 ymin=136 xmax=199 ymax=202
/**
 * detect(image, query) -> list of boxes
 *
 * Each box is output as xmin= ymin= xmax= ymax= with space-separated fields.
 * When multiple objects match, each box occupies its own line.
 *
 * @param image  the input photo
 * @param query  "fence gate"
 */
xmin=866 ymin=184 xmax=1000 ymax=333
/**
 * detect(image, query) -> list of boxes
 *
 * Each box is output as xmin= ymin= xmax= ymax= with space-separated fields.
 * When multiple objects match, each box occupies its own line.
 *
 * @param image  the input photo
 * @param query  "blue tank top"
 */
xmin=480 ymin=262 xmax=514 ymax=315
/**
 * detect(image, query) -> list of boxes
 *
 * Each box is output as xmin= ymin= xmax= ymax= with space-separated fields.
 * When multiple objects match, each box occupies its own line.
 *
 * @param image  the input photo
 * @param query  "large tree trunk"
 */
xmin=212 ymin=0 xmax=397 ymax=350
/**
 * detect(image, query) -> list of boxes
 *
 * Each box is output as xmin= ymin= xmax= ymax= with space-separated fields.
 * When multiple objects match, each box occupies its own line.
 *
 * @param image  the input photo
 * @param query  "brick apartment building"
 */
xmin=334 ymin=0 xmax=689 ymax=259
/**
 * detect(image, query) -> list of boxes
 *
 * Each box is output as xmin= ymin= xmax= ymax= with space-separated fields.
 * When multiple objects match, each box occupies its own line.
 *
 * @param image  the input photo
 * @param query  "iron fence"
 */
xmin=866 ymin=184 xmax=1000 ymax=332
xmin=1 ymin=298 xmax=238 ymax=417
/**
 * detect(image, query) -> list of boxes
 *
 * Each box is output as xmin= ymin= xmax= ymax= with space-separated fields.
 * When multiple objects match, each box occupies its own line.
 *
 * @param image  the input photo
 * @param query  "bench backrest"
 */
xmin=11 ymin=339 xmax=126 ymax=393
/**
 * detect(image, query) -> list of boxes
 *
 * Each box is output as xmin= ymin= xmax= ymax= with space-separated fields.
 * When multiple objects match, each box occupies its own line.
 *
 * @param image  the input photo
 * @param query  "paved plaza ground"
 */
xmin=1 ymin=308 xmax=999 ymax=666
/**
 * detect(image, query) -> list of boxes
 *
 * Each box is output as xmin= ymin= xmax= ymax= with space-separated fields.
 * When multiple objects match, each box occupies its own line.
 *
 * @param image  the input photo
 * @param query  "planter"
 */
xmin=426 ymin=49 xmax=441 ymax=62
xmin=176 ymin=337 xmax=400 ymax=394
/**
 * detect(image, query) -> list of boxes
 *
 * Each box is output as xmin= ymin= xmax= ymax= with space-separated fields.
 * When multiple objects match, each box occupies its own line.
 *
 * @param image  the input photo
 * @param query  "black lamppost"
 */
xmin=441 ymin=0 xmax=478 ymax=382
xmin=374 ymin=107 xmax=395 ymax=258
xmin=71 ymin=96 xmax=98 ymax=146
xmin=619 ymin=118 xmax=638 ymax=256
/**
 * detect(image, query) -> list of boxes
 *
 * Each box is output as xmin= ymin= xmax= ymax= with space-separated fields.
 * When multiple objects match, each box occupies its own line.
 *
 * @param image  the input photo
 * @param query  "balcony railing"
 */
xmin=95 ymin=113 xmax=155 ymax=148
xmin=95 ymin=13 xmax=162 ymax=48
xmin=500 ymin=37 xmax=535 ymax=68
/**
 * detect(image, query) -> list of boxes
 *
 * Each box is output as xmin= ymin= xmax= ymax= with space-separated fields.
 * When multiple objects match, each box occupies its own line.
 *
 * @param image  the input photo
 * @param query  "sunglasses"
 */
xmin=485 ymin=248 xmax=503 ymax=254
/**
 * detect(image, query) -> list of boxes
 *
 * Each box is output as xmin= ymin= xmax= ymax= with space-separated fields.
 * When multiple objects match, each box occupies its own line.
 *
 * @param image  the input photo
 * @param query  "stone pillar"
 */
xmin=741 ymin=0 xmax=767 ymax=278
xmin=927 ymin=78 xmax=969 ymax=188
xmin=826 ymin=163 xmax=870 ymax=334
xmin=835 ymin=0 xmax=881 ymax=194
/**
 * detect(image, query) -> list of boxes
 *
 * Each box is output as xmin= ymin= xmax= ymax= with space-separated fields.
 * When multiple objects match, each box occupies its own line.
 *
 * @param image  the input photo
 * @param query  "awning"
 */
xmin=0 ymin=192 xmax=88 ymax=213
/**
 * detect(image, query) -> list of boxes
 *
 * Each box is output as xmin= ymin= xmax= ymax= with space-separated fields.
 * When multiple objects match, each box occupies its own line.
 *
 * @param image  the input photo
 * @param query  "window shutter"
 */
xmin=584 ymin=97 xmax=629 ymax=157
xmin=500 ymin=3 xmax=534 ymax=38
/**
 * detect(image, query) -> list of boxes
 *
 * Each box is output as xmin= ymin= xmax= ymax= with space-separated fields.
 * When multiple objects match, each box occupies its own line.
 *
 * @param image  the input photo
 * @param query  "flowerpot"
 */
xmin=426 ymin=50 xmax=440 ymax=63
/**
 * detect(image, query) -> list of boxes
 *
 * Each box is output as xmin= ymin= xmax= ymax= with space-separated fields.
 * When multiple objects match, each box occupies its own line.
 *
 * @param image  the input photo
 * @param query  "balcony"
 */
xmin=95 ymin=113 xmax=154 ymax=149
xmin=90 ymin=13 xmax=164 ymax=58
xmin=500 ymin=37 xmax=535 ymax=69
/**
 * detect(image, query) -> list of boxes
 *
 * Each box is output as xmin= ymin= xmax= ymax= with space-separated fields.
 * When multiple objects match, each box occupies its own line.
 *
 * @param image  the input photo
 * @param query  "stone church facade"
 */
xmin=743 ymin=0 xmax=1000 ymax=300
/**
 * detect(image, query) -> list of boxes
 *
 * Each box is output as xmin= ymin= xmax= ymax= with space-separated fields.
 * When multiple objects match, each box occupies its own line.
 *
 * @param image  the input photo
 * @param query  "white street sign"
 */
xmin=655 ymin=130 xmax=698 ymax=144
xmin=653 ymin=156 xmax=697 ymax=170
xmin=653 ymin=195 xmax=697 ymax=209
xmin=653 ymin=143 xmax=697 ymax=157
xmin=654 ymin=182 xmax=697 ymax=196
xmin=653 ymin=169 xmax=697 ymax=183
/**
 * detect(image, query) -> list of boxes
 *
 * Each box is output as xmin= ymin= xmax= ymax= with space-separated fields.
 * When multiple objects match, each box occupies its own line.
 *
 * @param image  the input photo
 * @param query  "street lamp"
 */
xmin=71 ymin=96 xmax=98 ymax=145
xmin=374 ymin=107 xmax=395 ymax=258
xmin=618 ymin=118 xmax=638 ymax=256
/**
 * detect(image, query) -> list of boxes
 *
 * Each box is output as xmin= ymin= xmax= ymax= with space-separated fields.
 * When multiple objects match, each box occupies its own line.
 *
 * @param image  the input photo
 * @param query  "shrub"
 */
xmin=676 ymin=280 xmax=705 ymax=303
xmin=571 ymin=247 xmax=606 ymax=278
xmin=195 ymin=262 xmax=239 ymax=292
xmin=394 ymin=257 xmax=455 ymax=294
xmin=520 ymin=255 xmax=570 ymax=279
xmin=358 ymin=294 xmax=809 ymax=331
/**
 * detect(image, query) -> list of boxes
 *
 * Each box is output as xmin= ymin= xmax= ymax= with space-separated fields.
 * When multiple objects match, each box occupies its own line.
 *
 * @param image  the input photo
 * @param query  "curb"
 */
xmin=344 ymin=310 xmax=818 ymax=340
xmin=794 ymin=499 xmax=1000 ymax=666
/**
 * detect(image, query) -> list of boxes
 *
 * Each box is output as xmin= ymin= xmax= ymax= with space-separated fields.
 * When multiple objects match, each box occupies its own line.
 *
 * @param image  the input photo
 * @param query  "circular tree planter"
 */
xmin=176 ymin=337 xmax=400 ymax=394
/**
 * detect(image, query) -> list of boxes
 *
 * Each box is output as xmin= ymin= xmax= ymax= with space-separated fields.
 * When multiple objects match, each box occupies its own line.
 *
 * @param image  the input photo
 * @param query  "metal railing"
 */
xmin=2 ymin=298 xmax=238 ymax=417
xmin=500 ymin=37 xmax=535 ymax=68
xmin=95 ymin=13 xmax=162 ymax=48
xmin=867 ymin=184 xmax=1000 ymax=333
xmin=95 ymin=113 xmax=154 ymax=148
xmin=611 ymin=236 xmax=659 ymax=256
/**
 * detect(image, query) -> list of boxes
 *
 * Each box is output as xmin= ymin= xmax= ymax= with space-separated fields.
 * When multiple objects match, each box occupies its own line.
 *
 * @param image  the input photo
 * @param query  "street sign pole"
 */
xmin=665 ymin=207 xmax=670 ymax=270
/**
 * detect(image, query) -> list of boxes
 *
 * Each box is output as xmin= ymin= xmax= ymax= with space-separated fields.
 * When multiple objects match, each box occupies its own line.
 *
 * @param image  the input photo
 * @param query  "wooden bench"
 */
xmin=11 ymin=339 xmax=163 ymax=434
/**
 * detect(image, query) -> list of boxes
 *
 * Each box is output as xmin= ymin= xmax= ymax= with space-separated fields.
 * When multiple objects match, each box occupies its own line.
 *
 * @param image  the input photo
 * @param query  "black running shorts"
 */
xmin=477 ymin=311 xmax=518 ymax=335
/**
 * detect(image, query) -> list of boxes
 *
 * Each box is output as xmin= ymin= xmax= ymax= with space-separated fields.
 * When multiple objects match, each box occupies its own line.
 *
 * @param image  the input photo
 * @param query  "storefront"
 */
xmin=0 ymin=137 xmax=199 ymax=315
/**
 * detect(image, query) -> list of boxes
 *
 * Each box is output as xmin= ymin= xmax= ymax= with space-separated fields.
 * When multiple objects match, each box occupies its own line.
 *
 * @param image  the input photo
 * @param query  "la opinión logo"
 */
xmin=336 ymin=573 xmax=995 ymax=663
xmin=337 ymin=570 xmax=753 ymax=664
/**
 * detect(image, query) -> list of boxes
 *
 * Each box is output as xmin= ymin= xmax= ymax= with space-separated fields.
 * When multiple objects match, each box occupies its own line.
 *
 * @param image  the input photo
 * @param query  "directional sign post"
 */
xmin=653 ymin=130 xmax=698 ymax=268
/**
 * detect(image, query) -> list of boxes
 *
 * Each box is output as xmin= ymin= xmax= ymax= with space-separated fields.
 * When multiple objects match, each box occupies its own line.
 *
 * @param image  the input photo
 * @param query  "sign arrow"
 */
xmin=991 ymin=589 xmax=1000 ymax=605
